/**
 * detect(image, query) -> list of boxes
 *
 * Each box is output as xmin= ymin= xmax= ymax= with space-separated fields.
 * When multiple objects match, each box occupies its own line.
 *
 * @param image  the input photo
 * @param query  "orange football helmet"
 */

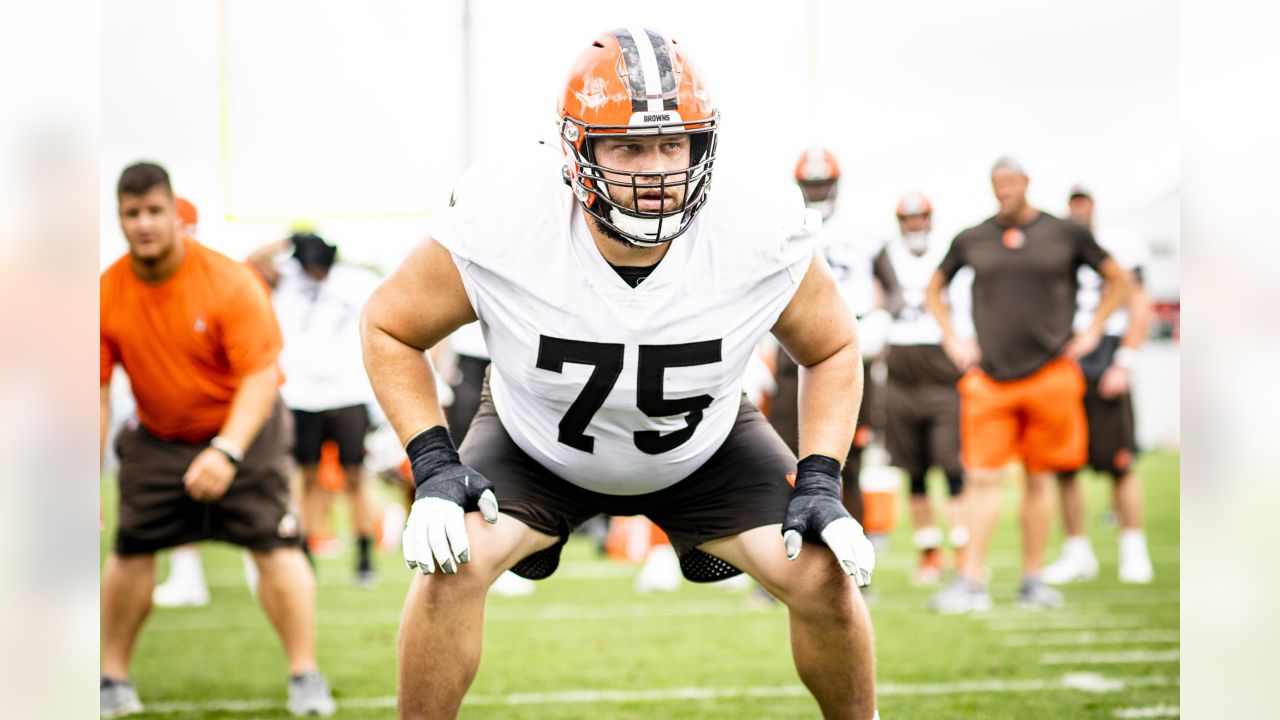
xmin=558 ymin=27 xmax=718 ymax=247
xmin=895 ymin=191 xmax=933 ymax=218
xmin=175 ymin=196 xmax=198 ymax=226
xmin=794 ymin=146 xmax=840 ymax=218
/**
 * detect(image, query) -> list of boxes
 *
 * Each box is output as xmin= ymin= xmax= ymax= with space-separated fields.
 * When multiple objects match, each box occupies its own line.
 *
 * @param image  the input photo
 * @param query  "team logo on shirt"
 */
xmin=193 ymin=317 xmax=207 ymax=333
xmin=1002 ymin=228 xmax=1025 ymax=249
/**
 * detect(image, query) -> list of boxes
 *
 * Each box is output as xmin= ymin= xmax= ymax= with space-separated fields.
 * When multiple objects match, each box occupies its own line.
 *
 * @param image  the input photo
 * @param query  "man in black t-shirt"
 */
xmin=923 ymin=158 xmax=1131 ymax=613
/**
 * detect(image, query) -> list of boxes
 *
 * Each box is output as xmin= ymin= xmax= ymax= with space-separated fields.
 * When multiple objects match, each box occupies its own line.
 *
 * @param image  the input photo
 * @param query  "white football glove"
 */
xmin=402 ymin=427 xmax=499 ymax=575
xmin=782 ymin=455 xmax=876 ymax=586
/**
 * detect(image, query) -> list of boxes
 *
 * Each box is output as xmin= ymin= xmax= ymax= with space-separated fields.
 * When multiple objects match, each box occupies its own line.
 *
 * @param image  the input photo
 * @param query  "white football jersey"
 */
xmin=430 ymin=149 xmax=817 ymax=495
xmin=1072 ymin=227 xmax=1148 ymax=336
xmin=819 ymin=211 xmax=882 ymax=319
xmin=273 ymin=260 xmax=380 ymax=412
xmin=885 ymin=233 xmax=974 ymax=346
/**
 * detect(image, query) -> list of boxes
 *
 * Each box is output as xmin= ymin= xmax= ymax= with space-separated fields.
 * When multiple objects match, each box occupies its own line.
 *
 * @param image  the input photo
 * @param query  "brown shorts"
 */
xmin=460 ymin=394 xmax=796 ymax=583
xmin=958 ymin=357 xmax=1087 ymax=473
xmin=113 ymin=400 xmax=301 ymax=555
xmin=885 ymin=379 xmax=963 ymax=478
xmin=1081 ymin=379 xmax=1137 ymax=477
xmin=292 ymin=403 xmax=370 ymax=466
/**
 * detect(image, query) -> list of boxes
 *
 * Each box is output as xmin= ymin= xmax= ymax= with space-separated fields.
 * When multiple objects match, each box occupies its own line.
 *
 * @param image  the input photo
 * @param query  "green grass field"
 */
xmin=101 ymin=451 xmax=1178 ymax=719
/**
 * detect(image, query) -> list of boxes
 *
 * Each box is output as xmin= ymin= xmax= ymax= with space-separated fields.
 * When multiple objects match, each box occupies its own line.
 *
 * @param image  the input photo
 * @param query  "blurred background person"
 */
xmin=101 ymin=163 xmax=334 ymax=717
xmin=880 ymin=192 xmax=969 ymax=585
xmin=773 ymin=146 xmax=901 ymax=523
xmin=1041 ymin=184 xmax=1155 ymax=585
xmin=150 ymin=196 xmax=213 ymax=608
xmin=924 ymin=157 xmax=1130 ymax=613
xmin=247 ymin=231 xmax=381 ymax=587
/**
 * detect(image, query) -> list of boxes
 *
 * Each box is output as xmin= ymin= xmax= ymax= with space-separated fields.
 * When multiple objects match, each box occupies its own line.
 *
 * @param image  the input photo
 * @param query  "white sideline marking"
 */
xmin=986 ymin=616 xmax=1153 ymax=631
xmin=1003 ymin=630 xmax=1179 ymax=647
xmin=1114 ymin=705 xmax=1179 ymax=718
xmin=139 ymin=674 xmax=1177 ymax=714
xmin=1040 ymin=649 xmax=1180 ymax=665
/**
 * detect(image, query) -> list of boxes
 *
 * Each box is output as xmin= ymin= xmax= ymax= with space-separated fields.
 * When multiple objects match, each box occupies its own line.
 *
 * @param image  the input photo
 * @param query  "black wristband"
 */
xmin=405 ymin=426 xmax=459 ymax=489
xmin=796 ymin=454 xmax=841 ymax=480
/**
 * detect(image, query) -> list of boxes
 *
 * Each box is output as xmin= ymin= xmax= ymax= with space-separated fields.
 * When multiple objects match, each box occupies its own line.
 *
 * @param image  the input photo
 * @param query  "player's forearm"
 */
xmin=245 ymin=238 xmax=289 ymax=288
xmin=217 ymin=363 xmax=279 ymax=452
xmin=362 ymin=325 xmax=448 ymax=447
xmin=796 ymin=341 xmax=862 ymax=461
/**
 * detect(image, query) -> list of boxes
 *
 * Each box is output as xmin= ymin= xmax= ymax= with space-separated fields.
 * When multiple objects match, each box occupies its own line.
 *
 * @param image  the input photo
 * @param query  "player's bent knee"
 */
xmin=769 ymin=548 xmax=856 ymax=617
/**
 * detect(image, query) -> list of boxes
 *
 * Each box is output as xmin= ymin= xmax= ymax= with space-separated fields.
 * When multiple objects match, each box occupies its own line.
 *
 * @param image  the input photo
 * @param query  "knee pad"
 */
xmin=909 ymin=471 xmax=928 ymax=497
xmin=945 ymin=471 xmax=964 ymax=497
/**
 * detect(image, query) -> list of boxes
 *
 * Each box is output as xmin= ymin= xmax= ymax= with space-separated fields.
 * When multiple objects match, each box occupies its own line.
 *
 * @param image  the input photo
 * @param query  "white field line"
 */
xmin=986 ymin=616 xmax=1157 ymax=632
xmin=1114 ymin=705 xmax=1180 ymax=718
xmin=138 ymin=673 xmax=1178 ymax=715
xmin=1040 ymin=649 xmax=1180 ymax=665
xmin=1003 ymin=629 xmax=1180 ymax=647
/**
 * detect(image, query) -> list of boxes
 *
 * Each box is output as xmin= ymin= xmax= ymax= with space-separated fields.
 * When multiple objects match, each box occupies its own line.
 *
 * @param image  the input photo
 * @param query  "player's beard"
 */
xmin=595 ymin=183 xmax=686 ymax=248
xmin=589 ymin=213 xmax=638 ymax=249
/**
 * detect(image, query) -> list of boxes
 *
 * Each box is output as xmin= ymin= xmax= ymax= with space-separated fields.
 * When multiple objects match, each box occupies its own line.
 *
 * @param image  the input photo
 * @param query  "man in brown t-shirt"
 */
xmin=923 ymin=157 xmax=1130 ymax=613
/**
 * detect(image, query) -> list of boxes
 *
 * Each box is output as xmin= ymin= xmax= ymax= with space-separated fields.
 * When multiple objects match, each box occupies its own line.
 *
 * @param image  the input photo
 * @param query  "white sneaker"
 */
xmin=152 ymin=577 xmax=210 ymax=608
xmin=1118 ymin=531 xmax=1155 ymax=584
xmin=1041 ymin=547 xmax=1099 ymax=585
xmin=101 ymin=677 xmax=143 ymax=718
xmin=634 ymin=544 xmax=681 ymax=593
xmin=1119 ymin=553 xmax=1154 ymax=583
xmin=928 ymin=578 xmax=991 ymax=615
xmin=489 ymin=571 xmax=536 ymax=597
xmin=286 ymin=671 xmax=336 ymax=717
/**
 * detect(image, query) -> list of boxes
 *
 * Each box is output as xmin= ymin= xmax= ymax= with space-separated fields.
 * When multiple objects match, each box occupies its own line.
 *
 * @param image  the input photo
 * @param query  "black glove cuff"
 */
xmin=793 ymin=454 xmax=842 ymax=496
xmin=406 ymin=426 xmax=459 ymax=489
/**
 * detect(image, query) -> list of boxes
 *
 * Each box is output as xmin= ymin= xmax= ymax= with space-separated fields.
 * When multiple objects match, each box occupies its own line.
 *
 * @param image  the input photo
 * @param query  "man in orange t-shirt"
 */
xmin=99 ymin=162 xmax=334 ymax=717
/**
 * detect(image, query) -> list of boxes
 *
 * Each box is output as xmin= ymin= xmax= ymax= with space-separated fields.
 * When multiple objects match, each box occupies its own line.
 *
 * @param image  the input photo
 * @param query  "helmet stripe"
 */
xmin=626 ymin=25 xmax=665 ymax=113
xmin=643 ymin=29 xmax=679 ymax=111
xmin=612 ymin=28 xmax=649 ymax=112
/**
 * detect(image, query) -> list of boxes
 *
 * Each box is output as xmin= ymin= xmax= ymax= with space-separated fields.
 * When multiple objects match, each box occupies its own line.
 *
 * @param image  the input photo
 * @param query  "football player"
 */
xmin=1040 ymin=185 xmax=1155 ymax=584
xmin=770 ymin=147 xmax=901 ymax=523
xmin=880 ymin=193 xmax=968 ymax=585
xmin=363 ymin=28 xmax=878 ymax=719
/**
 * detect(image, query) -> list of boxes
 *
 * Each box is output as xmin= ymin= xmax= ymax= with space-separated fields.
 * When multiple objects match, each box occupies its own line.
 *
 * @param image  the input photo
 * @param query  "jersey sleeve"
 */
xmin=426 ymin=163 xmax=488 ymax=263
xmin=218 ymin=265 xmax=284 ymax=377
xmin=1074 ymin=224 xmax=1111 ymax=272
xmin=937 ymin=231 xmax=969 ymax=281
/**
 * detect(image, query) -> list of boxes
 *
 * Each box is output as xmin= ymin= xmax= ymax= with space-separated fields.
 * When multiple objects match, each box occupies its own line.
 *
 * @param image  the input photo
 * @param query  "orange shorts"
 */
xmin=958 ymin=357 xmax=1087 ymax=473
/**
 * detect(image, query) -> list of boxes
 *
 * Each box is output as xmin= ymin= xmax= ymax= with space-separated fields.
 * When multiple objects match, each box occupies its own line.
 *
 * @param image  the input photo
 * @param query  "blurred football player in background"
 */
xmin=101 ymin=163 xmax=334 ymax=716
xmin=1041 ymin=184 xmax=1155 ymax=585
xmin=880 ymin=192 xmax=969 ymax=585
xmin=248 ymin=231 xmax=382 ymax=587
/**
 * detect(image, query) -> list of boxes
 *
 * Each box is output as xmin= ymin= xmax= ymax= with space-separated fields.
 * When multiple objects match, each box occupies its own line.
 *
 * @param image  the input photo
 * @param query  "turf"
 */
xmin=101 ymin=451 xmax=1178 ymax=718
